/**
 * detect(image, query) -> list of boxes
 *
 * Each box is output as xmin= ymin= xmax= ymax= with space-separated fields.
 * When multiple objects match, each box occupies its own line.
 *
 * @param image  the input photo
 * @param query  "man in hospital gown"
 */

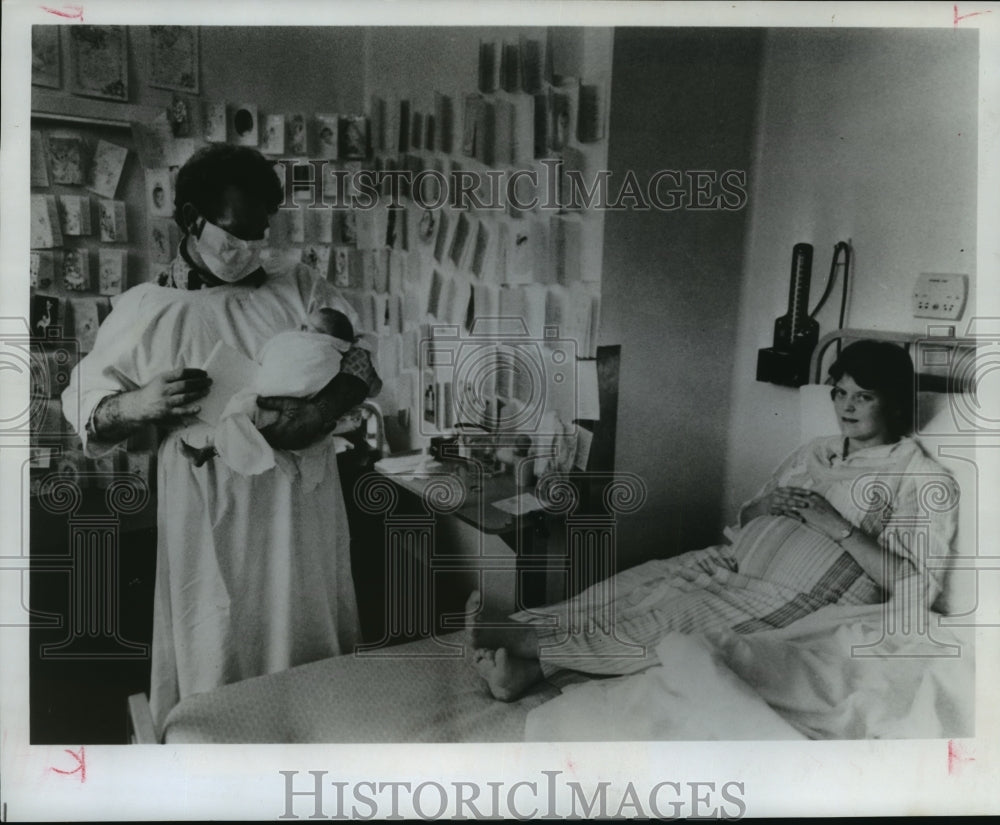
xmin=63 ymin=144 xmax=381 ymax=735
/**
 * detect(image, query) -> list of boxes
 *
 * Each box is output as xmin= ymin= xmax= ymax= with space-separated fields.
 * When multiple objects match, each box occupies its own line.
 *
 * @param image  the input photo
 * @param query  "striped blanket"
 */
xmin=513 ymin=515 xmax=886 ymax=678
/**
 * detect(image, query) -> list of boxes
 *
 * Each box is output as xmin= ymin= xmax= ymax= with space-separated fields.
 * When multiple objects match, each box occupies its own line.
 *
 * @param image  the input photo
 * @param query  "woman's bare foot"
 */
xmin=471 ymin=647 xmax=544 ymax=702
xmin=464 ymin=591 xmax=539 ymax=659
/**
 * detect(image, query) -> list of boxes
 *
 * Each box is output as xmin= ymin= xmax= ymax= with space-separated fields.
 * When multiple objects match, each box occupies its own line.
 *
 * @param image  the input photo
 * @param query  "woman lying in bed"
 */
xmin=468 ymin=340 xmax=959 ymax=701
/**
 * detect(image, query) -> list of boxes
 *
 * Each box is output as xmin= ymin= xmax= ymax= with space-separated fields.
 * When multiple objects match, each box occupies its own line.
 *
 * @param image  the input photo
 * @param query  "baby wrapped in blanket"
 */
xmin=182 ymin=307 xmax=359 ymax=489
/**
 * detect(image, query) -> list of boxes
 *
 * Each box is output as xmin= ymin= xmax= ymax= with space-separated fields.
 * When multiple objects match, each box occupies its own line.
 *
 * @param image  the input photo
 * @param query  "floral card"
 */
xmin=260 ymin=114 xmax=286 ymax=155
xmin=98 ymin=200 xmax=128 ymax=243
xmin=98 ymin=248 xmax=127 ymax=296
xmin=315 ymin=114 xmax=340 ymax=159
xmin=47 ymin=133 xmax=86 ymax=185
xmin=62 ymin=248 xmax=91 ymax=292
xmin=286 ymin=114 xmax=307 ymax=154
xmin=148 ymin=26 xmax=199 ymax=93
xmin=69 ymin=297 xmax=101 ymax=352
xmin=87 ymin=140 xmax=129 ymax=199
xmin=148 ymin=218 xmax=179 ymax=263
xmin=70 ymin=26 xmax=128 ymax=101
xmin=203 ymin=102 xmax=228 ymax=142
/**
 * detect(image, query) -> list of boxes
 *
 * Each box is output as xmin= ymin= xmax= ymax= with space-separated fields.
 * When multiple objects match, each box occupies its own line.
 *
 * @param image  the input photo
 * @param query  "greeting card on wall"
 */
xmin=301 ymin=246 xmax=332 ymax=281
xmin=434 ymin=92 xmax=454 ymax=154
xmin=305 ymin=208 xmax=334 ymax=245
xmin=203 ymin=102 xmax=228 ymax=142
xmin=287 ymin=114 xmax=308 ymax=155
xmin=315 ymin=114 xmax=340 ymax=159
xmin=149 ymin=218 xmax=179 ymax=262
xmin=70 ymin=26 xmax=128 ymax=101
xmin=87 ymin=140 xmax=129 ymax=199
xmin=340 ymin=116 xmax=369 ymax=160
xmin=57 ymin=195 xmax=93 ymax=236
xmin=519 ymin=37 xmax=547 ymax=94
xmin=31 ymin=294 xmax=62 ymax=338
xmin=32 ymin=26 xmax=61 ymax=88
xmin=260 ymin=114 xmax=285 ymax=155
xmin=47 ymin=134 xmax=86 ymax=185
xmin=230 ymin=104 xmax=259 ymax=147
xmin=62 ymin=249 xmax=91 ymax=292
xmin=70 ymin=297 xmax=102 ymax=352
xmin=30 ymin=131 xmax=50 ymax=187
xmin=146 ymin=168 xmax=174 ymax=218
xmin=131 ymin=118 xmax=172 ymax=168
xmin=478 ymin=39 xmax=501 ymax=93
xmin=163 ymin=95 xmax=188 ymax=138
xmin=332 ymin=247 xmax=350 ymax=288
xmin=30 ymin=195 xmax=63 ymax=249
xmin=98 ymin=248 xmax=127 ymax=295
xmin=98 ymin=199 xmax=128 ymax=242
xmin=148 ymin=26 xmax=199 ymax=93
xmin=500 ymin=40 xmax=521 ymax=94
xmin=30 ymin=252 xmax=56 ymax=291
xmin=462 ymin=94 xmax=483 ymax=158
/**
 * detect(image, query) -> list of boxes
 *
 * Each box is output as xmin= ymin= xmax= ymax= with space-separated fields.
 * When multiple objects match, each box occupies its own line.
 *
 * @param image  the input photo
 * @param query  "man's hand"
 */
xmin=92 ymin=368 xmax=211 ymax=444
xmin=256 ymin=395 xmax=326 ymax=450
xmin=131 ymin=368 xmax=212 ymax=423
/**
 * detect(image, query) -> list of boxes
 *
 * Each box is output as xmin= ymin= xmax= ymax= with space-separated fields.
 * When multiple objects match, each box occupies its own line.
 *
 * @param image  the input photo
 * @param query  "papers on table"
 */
xmin=491 ymin=492 xmax=544 ymax=515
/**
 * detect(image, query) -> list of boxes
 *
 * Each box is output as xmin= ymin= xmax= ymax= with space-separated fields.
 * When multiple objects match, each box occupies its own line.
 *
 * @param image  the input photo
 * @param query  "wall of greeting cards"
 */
xmin=29 ymin=25 xmax=612 ymax=486
xmin=28 ymin=25 xmax=366 ymax=492
xmin=335 ymin=27 xmax=612 ymax=452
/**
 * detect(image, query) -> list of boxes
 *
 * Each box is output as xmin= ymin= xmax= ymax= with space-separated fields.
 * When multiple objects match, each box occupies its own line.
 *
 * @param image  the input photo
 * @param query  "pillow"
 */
xmin=798 ymin=383 xmax=839 ymax=443
xmin=912 ymin=392 xmax=978 ymax=616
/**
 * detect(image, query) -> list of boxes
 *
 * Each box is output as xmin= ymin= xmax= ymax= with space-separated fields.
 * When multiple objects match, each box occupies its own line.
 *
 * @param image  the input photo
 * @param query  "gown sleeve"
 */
xmin=877 ymin=450 xmax=960 ymax=607
xmin=61 ymin=285 xmax=197 ymax=456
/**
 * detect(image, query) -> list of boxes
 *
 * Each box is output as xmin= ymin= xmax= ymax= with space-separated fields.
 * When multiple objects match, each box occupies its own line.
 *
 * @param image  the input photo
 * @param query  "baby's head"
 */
xmin=302 ymin=307 xmax=356 ymax=343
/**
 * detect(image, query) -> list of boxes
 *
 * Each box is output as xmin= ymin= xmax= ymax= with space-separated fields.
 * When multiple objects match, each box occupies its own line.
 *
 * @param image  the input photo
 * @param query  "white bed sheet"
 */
xmin=525 ymin=600 xmax=974 ymax=741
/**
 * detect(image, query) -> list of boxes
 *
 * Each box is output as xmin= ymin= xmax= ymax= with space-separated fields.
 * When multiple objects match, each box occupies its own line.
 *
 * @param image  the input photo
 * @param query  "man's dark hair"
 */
xmin=173 ymin=143 xmax=283 ymax=230
xmin=828 ymin=340 xmax=916 ymax=438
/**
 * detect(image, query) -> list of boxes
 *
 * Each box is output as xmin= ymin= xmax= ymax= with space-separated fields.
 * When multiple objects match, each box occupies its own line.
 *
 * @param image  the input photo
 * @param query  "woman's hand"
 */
xmin=131 ymin=368 xmax=212 ymax=424
xmin=256 ymin=395 xmax=325 ymax=450
xmin=771 ymin=486 xmax=852 ymax=540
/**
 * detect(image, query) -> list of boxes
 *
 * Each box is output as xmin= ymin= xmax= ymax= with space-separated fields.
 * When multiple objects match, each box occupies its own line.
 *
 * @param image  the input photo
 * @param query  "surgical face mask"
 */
xmin=192 ymin=219 xmax=267 ymax=283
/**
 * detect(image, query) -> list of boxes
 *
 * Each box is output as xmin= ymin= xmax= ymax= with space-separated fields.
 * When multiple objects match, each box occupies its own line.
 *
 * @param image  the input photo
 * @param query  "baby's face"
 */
xmin=302 ymin=309 xmax=334 ymax=334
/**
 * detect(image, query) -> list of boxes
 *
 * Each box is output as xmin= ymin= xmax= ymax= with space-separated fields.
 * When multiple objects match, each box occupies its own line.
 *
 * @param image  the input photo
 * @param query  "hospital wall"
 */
xmin=721 ymin=28 xmax=979 ymax=522
xmin=598 ymin=28 xmax=764 ymax=568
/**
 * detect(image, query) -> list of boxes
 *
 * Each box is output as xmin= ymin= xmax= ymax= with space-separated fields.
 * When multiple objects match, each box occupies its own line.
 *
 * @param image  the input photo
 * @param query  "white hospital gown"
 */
xmin=513 ymin=436 xmax=959 ymax=679
xmin=63 ymin=256 xmax=366 ymax=735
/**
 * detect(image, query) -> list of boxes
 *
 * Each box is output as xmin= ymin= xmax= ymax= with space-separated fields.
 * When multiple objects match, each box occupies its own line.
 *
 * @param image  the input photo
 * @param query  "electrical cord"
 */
xmin=808 ymin=240 xmax=851 ymax=359
xmin=834 ymin=241 xmax=852 ymax=356
xmin=809 ymin=241 xmax=850 ymax=320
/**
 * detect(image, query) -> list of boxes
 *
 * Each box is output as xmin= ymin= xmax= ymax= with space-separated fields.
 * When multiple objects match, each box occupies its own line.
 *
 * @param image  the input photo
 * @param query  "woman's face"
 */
xmin=831 ymin=374 xmax=894 ymax=448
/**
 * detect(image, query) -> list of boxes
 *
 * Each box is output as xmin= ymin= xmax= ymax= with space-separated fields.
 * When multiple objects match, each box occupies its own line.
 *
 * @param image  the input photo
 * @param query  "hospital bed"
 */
xmin=128 ymin=329 xmax=984 ymax=743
